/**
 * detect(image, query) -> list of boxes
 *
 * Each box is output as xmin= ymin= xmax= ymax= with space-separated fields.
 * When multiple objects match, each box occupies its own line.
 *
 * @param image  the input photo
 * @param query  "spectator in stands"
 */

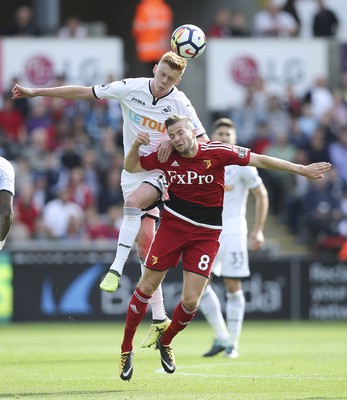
xmin=57 ymin=16 xmax=89 ymax=38
xmin=85 ymin=205 xmax=121 ymax=240
xmin=296 ymin=103 xmax=319 ymax=140
xmin=15 ymin=182 xmax=40 ymax=237
xmin=41 ymin=186 xmax=84 ymax=239
xmin=0 ymin=93 xmax=27 ymax=143
xmin=253 ymin=0 xmax=299 ymax=37
xmin=207 ymin=8 xmax=233 ymax=38
xmin=330 ymin=89 xmax=347 ymax=127
xmin=307 ymin=126 xmax=331 ymax=165
xmin=98 ymin=169 xmax=123 ymax=214
xmin=0 ymin=5 xmax=41 ymax=36
xmin=301 ymin=173 xmax=342 ymax=245
xmin=266 ymin=95 xmax=291 ymax=139
xmin=312 ymin=0 xmax=339 ymax=38
xmin=285 ymin=149 xmax=310 ymax=235
xmin=67 ymin=166 xmax=95 ymax=211
xmin=261 ymin=132 xmax=297 ymax=216
xmin=281 ymin=0 xmax=301 ymax=36
xmin=230 ymin=10 xmax=250 ymax=37
xmin=132 ymin=0 xmax=173 ymax=74
xmin=302 ymin=76 xmax=334 ymax=121
xmin=328 ymin=126 xmax=347 ymax=183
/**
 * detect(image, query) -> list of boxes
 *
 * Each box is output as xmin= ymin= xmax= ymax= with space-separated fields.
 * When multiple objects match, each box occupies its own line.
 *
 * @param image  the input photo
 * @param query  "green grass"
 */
xmin=0 ymin=321 xmax=346 ymax=400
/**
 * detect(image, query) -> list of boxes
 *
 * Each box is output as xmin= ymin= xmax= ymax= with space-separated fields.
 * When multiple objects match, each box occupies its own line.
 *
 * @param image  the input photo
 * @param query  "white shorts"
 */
xmin=121 ymin=169 xmax=167 ymax=219
xmin=212 ymin=232 xmax=250 ymax=278
xmin=0 ymin=157 xmax=15 ymax=195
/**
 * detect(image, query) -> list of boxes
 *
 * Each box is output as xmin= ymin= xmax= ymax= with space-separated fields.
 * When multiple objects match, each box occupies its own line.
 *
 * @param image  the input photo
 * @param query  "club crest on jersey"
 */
xmin=151 ymin=255 xmax=158 ymax=265
xmin=161 ymin=106 xmax=172 ymax=115
xmin=203 ymin=160 xmax=212 ymax=169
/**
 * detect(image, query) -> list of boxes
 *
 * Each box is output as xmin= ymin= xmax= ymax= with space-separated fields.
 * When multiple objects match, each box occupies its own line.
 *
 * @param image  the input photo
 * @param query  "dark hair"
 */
xmin=213 ymin=117 xmax=235 ymax=131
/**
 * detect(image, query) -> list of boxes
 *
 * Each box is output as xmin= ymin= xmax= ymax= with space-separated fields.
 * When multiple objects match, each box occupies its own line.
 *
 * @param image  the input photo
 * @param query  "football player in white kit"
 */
xmin=199 ymin=118 xmax=269 ymax=358
xmin=0 ymin=157 xmax=15 ymax=250
xmin=12 ymin=51 xmax=207 ymax=347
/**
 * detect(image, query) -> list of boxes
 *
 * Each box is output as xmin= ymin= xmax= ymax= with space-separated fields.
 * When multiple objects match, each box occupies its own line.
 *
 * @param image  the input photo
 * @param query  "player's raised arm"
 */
xmin=124 ymin=133 xmax=150 ymax=173
xmin=249 ymin=153 xmax=331 ymax=179
xmin=11 ymin=83 xmax=94 ymax=100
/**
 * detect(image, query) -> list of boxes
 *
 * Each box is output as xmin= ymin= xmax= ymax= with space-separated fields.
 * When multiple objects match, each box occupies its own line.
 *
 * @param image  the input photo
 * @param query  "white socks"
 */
xmin=109 ymin=207 xmax=142 ymax=276
xmin=199 ymin=285 xmax=230 ymax=342
xmin=140 ymin=261 xmax=166 ymax=321
xmin=226 ymin=290 xmax=245 ymax=348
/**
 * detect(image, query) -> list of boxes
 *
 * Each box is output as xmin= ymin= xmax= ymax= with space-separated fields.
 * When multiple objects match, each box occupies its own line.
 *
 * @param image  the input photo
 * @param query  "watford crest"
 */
xmin=203 ymin=160 xmax=212 ymax=169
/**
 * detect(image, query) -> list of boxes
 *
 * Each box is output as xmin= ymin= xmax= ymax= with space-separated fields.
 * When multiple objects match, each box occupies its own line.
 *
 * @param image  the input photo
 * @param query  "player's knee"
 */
xmin=182 ymin=297 xmax=199 ymax=311
xmin=124 ymin=197 xmax=141 ymax=208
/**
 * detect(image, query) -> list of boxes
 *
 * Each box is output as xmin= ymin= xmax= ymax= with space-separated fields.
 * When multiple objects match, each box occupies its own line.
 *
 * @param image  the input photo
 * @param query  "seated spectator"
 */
xmin=57 ymin=16 xmax=88 ymax=38
xmin=267 ymin=95 xmax=291 ymax=139
xmin=312 ymin=0 xmax=338 ymax=37
xmin=97 ymin=169 xmax=123 ymax=214
xmin=284 ymin=148 xmax=310 ymax=235
xmin=296 ymin=103 xmax=319 ymax=139
xmin=250 ymin=120 xmax=272 ymax=154
xmin=330 ymin=89 xmax=347 ymax=127
xmin=253 ymin=0 xmax=299 ymax=37
xmin=307 ymin=125 xmax=331 ymax=164
xmin=281 ymin=0 xmax=301 ymax=36
xmin=0 ymin=92 xmax=27 ymax=143
xmin=85 ymin=205 xmax=121 ymax=240
xmin=301 ymin=173 xmax=342 ymax=246
xmin=15 ymin=182 xmax=40 ymax=237
xmin=0 ymin=5 xmax=41 ymax=36
xmin=302 ymin=76 xmax=334 ymax=121
xmin=67 ymin=166 xmax=95 ymax=210
xmin=328 ymin=126 xmax=347 ymax=183
xmin=41 ymin=186 xmax=84 ymax=239
xmin=207 ymin=8 xmax=233 ymax=37
xmin=260 ymin=132 xmax=297 ymax=216
xmin=230 ymin=10 xmax=250 ymax=37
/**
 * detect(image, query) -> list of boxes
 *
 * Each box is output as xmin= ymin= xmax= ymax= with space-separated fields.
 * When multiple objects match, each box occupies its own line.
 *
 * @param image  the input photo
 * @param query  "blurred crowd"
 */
xmin=0 ymin=1 xmax=347 ymax=257
xmin=0 ymin=74 xmax=125 ymax=243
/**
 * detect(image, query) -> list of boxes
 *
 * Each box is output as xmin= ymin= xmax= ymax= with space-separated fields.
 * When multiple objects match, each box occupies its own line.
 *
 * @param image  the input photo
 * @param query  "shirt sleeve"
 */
xmin=228 ymin=145 xmax=251 ymax=166
xmin=139 ymin=152 xmax=160 ymax=171
xmin=93 ymin=79 xmax=135 ymax=100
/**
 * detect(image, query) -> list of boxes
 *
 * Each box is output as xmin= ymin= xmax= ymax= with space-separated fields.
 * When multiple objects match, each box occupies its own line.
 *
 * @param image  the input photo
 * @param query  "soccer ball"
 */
xmin=171 ymin=24 xmax=207 ymax=59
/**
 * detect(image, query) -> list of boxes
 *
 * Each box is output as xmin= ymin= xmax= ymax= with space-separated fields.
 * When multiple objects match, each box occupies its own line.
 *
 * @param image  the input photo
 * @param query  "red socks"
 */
xmin=121 ymin=287 xmax=151 ymax=352
xmin=161 ymin=301 xmax=197 ymax=346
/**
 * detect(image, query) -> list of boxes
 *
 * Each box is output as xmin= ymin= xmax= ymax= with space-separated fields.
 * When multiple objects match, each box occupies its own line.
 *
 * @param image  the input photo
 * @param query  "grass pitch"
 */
xmin=0 ymin=320 xmax=346 ymax=400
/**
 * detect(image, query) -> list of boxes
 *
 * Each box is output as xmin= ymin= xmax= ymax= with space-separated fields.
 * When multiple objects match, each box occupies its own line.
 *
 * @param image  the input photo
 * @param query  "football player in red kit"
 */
xmin=118 ymin=114 xmax=331 ymax=380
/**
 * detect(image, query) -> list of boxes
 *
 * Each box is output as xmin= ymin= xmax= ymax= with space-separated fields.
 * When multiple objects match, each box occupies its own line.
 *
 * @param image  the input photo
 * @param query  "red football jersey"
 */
xmin=140 ymin=141 xmax=250 ymax=229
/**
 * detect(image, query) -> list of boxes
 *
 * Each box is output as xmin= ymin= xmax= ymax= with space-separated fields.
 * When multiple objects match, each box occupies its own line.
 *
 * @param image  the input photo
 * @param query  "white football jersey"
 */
xmin=93 ymin=78 xmax=205 ymax=157
xmin=221 ymin=165 xmax=262 ymax=234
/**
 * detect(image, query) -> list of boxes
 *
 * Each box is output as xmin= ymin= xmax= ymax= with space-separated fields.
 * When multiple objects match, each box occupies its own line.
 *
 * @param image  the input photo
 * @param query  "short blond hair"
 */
xmin=160 ymin=51 xmax=187 ymax=75
xmin=165 ymin=114 xmax=193 ymax=130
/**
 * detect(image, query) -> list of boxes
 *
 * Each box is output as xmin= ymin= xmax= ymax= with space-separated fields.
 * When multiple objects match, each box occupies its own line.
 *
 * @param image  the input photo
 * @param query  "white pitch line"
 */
xmin=154 ymin=366 xmax=347 ymax=381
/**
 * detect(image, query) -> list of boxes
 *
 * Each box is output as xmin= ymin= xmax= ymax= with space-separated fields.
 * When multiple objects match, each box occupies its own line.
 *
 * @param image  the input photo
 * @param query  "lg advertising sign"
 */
xmin=0 ymin=38 xmax=123 ymax=92
xmin=206 ymin=38 xmax=328 ymax=110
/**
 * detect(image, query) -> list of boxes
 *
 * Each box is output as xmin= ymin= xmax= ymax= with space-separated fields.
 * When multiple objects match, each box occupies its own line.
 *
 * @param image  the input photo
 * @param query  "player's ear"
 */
xmin=153 ymin=64 xmax=158 ymax=75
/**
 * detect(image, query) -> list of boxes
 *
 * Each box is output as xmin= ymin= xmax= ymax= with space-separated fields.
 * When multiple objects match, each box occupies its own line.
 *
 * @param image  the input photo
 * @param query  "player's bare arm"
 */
xmin=11 ymin=83 xmax=94 ymax=100
xmin=249 ymin=153 xmax=331 ymax=179
xmin=124 ymin=133 xmax=150 ymax=173
xmin=248 ymin=182 xmax=268 ymax=251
